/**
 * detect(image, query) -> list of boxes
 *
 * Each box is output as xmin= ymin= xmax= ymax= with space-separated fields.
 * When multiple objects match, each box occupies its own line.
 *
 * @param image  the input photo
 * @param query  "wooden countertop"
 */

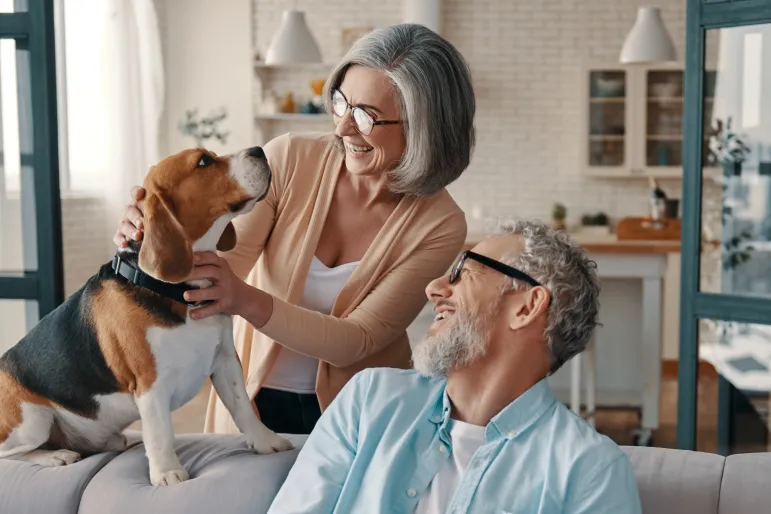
xmin=464 ymin=232 xmax=681 ymax=254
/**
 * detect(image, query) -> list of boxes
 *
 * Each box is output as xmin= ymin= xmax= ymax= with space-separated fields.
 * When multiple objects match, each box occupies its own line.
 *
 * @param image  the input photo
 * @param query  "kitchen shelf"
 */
xmin=253 ymin=55 xmax=335 ymax=142
xmin=254 ymin=113 xmax=329 ymax=122
xmin=253 ymin=61 xmax=335 ymax=70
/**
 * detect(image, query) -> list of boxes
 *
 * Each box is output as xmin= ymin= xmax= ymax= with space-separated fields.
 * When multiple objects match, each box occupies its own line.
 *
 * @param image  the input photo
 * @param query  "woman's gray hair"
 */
xmin=493 ymin=220 xmax=601 ymax=374
xmin=324 ymin=23 xmax=475 ymax=196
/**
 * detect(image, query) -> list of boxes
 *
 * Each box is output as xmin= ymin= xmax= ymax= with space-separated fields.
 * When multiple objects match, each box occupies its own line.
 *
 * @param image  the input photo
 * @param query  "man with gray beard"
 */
xmin=268 ymin=220 xmax=642 ymax=514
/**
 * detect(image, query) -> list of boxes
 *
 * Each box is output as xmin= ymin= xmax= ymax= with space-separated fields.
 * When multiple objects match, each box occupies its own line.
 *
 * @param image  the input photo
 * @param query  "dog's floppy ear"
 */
xmin=138 ymin=193 xmax=194 ymax=283
xmin=216 ymin=222 xmax=237 ymax=252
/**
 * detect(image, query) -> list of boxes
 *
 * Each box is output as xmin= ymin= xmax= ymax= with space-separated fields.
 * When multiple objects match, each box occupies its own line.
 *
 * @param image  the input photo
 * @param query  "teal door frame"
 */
xmin=0 ymin=1 xmax=63 ymax=317
xmin=678 ymin=0 xmax=771 ymax=451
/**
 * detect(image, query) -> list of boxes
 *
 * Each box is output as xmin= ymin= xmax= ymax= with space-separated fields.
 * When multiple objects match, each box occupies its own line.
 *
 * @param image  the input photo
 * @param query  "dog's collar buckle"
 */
xmin=111 ymin=254 xmax=195 ymax=306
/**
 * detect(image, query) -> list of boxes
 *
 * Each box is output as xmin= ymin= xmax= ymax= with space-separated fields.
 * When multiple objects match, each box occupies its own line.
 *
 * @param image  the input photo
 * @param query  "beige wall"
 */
xmin=159 ymin=0 xmax=254 ymax=156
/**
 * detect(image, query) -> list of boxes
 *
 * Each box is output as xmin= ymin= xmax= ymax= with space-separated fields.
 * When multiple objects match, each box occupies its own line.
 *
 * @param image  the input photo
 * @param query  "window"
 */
xmin=1 ymin=0 xmax=110 ymax=194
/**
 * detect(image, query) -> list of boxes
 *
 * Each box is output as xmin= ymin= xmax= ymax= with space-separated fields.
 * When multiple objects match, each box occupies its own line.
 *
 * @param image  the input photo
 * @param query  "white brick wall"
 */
xmin=252 ymin=0 xmax=720 ymax=228
xmin=61 ymin=195 xmax=115 ymax=296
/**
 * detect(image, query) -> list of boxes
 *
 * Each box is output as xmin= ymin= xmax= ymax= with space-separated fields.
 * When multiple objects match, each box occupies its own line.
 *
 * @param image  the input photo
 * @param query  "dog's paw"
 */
xmin=245 ymin=429 xmax=294 ymax=454
xmin=150 ymin=465 xmax=189 ymax=486
xmin=27 ymin=449 xmax=82 ymax=467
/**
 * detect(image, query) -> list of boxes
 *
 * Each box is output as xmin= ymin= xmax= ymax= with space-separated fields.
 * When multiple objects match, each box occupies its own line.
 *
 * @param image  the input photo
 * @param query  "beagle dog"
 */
xmin=0 ymin=145 xmax=293 ymax=486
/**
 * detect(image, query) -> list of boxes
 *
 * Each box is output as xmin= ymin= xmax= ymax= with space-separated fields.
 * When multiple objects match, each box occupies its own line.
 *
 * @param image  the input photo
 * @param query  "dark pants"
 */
xmin=254 ymin=387 xmax=322 ymax=435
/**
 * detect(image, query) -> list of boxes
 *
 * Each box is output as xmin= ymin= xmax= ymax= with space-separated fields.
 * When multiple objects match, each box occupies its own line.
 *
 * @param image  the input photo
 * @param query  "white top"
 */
xmin=263 ymin=255 xmax=358 ymax=393
xmin=414 ymin=419 xmax=487 ymax=514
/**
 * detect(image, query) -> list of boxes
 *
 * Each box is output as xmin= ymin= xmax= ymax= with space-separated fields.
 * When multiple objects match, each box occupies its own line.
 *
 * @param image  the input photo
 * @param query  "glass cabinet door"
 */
xmin=586 ymin=70 xmax=629 ymax=173
xmin=643 ymin=68 xmax=718 ymax=175
xmin=645 ymin=70 xmax=684 ymax=169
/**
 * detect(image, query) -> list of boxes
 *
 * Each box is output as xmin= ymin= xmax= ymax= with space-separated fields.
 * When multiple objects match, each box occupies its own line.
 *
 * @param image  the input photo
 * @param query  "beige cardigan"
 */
xmin=204 ymin=132 xmax=467 ymax=434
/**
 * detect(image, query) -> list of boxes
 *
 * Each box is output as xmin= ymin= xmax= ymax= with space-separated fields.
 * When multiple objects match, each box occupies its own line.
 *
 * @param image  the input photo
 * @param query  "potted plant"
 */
xmin=708 ymin=116 xmax=750 ymax=176
xmin=551 ymin=203 xmax=567 ymax=231
xmin=178 ymin=107 xmax=229 ymax=148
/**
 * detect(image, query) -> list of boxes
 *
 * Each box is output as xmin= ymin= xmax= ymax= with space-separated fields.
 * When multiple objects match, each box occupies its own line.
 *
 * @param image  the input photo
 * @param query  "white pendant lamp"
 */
xmin=264 ymin=10 xmax=322 ymax=65
xmin=404 ymin=0 xmax=442 ymax=35
xmin=620 ymin=7 xmax=676 ymax=64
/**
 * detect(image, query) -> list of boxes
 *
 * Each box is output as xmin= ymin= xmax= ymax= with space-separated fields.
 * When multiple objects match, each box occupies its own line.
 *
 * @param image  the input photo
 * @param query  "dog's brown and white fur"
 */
xmin=0 ymin=146 xmax=292 ymax=486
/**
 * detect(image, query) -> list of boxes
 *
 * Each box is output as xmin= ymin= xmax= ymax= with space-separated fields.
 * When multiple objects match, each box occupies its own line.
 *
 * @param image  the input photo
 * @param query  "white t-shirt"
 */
xmin=414 ymin=419 xmax=487 ymax=514
xmin=262 ymin=256 xmax=358 ymax=393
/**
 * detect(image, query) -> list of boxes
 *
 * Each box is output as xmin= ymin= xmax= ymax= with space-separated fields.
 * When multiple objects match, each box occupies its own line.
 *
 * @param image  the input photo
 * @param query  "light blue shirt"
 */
xmin=268 ymin=368 xmax=642 ymax=514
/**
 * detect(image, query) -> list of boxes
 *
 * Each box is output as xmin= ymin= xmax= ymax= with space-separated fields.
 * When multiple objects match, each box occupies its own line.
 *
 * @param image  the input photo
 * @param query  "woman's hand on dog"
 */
xmin=113 ymin=186 xmax=146 ymax=248
xmin=184 ymin=252 xmax=274 ymax=326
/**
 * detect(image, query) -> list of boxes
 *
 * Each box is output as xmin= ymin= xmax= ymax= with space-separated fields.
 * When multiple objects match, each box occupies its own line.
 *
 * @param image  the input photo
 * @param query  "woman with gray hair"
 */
xmin=113 ymin=23 xmax=475 ymax=435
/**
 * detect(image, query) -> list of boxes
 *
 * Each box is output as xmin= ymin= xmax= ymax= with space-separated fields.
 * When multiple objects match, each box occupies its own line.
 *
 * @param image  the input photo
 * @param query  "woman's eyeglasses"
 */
xmin=330 ymin=89 xmax=402 ymax=136
xmin=450 ymin=251 xmax=543 ymax=288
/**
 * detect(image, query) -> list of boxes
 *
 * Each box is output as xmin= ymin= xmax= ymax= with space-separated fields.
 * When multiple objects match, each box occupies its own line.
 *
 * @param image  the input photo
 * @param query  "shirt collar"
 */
xmin=429 ymin=378 xmax=555 ymax=442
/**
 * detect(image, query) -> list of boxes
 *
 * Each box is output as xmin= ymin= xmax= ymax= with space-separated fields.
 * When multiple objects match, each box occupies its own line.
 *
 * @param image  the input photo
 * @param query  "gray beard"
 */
xmin=412 ymin=309 xmax=492 ymax=377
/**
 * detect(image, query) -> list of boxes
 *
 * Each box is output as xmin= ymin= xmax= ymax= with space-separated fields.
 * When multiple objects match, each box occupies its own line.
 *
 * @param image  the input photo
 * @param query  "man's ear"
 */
xmin=216 ymin=222 xmax=237 ymax=252
xmin=138 ymin=193 xmax=194 ymax=283
xmin=508 ymin=286 xmax=550 ymax=331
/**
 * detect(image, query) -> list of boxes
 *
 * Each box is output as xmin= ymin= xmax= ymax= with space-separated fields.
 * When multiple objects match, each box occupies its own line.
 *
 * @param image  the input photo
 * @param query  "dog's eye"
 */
xmin=228 ymin=198 xmax=251 ymax=213
xmin=197 ymin=154 xmax=214 ymax=168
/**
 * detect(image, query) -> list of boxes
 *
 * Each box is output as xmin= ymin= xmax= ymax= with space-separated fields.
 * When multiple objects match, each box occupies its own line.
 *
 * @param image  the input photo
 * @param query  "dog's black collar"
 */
xmin=111 ymin=255 xmax=198 ymax=306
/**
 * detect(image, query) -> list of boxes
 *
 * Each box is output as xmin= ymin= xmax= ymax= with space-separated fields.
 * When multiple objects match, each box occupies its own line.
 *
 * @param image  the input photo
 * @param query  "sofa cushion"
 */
xmin=622 ymin=446 xmax=725 ymax=514
xmin=78 ymin=433 xmax=307 ymax=514
xmin=719 ymin=453 xmax=771 ymax=513
xmin=0 ymin=451 xmax=117 ymax=514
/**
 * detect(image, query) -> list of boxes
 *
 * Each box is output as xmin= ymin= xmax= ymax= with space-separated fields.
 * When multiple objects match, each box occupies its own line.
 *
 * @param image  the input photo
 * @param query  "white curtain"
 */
xmin=101 ymin=0 xmax=165 ymax=223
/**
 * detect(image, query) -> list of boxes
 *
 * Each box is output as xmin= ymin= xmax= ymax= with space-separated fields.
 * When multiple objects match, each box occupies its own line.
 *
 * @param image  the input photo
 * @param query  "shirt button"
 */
xmin=407 ymin=488 xmax=417 ymax=497
xmin=506 ymin=431 xmax=517 ymax=439
xmin=432 ymin=416 xmax=443 ymax=423
xmin=439 ymin=445 xmax=447 ymax=453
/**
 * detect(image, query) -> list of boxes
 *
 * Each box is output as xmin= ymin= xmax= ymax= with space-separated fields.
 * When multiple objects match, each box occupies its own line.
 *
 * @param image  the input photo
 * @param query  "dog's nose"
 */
xmin=248 ymin=146 xmax=265 ymax=159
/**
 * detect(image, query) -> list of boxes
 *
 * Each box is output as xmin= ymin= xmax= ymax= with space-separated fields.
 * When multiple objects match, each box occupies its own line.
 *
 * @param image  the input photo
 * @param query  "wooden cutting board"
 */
xmin=616 ymin=216 xmax=681 ymax=241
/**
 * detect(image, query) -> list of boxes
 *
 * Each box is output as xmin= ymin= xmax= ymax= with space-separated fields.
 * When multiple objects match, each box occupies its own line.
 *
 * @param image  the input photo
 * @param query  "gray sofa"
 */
xmin=1 ymin=432 xmax=769 ymax=513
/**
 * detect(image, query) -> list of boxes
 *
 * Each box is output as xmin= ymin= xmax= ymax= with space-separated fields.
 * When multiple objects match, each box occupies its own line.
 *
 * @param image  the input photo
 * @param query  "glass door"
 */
xmin=0 ymin=0 xmax=63 ymax=355
xmin=679 ymin=0 xmax=771 ymax=454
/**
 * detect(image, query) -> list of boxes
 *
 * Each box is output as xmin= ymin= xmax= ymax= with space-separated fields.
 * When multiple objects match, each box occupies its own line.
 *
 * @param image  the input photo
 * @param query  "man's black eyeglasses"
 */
xmin=450 ymin=251 xmax=543 ymax=288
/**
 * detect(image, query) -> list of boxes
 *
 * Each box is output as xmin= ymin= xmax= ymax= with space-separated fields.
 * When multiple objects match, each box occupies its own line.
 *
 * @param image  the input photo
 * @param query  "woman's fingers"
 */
xmin=189 ymin=301 xmax=222 ymax=320
xmin=120 ymin=219 xmax=142 ymax=241
xmin=184 ymin=285 xmax=224 ymax=305
xmin=193 ymin=252 xmax=222 ymax=266
xmin=113 ymin=232 xmax=128 ymax=248
xmin=130 ymin=186 xmax=146 ymax=203
xmin=185 ymin=264 xmax=223 ymax=282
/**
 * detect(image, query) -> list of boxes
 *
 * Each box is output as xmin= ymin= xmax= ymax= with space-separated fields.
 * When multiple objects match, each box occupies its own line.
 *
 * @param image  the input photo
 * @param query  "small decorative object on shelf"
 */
xmin=300 ymin=79 xmax=326 ymax=114
xmin=648 ymin=177 xmax=667 ymax=222
xmin=551 ymin=203 xmax=567 ymax=231
xmin=260 ymin=89 xmax=279 ymax=115
xmin=178 ymin=107 xmax=229 ymax=148
xmin=278 ymin=92 xmax=296 ymax=114
xmin=579 ymin=212 xmax=611 ymax=236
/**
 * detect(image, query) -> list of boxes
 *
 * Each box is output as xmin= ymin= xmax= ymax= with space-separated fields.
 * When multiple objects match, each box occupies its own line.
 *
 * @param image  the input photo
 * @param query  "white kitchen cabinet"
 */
xmin=580 ymin=62 xmax=719 ymax=179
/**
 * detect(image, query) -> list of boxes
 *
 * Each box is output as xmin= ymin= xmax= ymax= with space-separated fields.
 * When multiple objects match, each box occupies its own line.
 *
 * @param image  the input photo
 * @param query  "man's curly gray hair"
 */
xmin=493 ymin=219 xmax=601 ymax=374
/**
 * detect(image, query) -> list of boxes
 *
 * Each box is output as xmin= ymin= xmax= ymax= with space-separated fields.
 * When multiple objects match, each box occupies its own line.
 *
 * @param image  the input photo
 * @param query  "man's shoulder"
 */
xmin=349 ymin=368 xmax=443 ymax=409
xmin=550 ymin=401 xmax=630 ymax=465
xmin=355 ymin=367 xmax=443 ymax=393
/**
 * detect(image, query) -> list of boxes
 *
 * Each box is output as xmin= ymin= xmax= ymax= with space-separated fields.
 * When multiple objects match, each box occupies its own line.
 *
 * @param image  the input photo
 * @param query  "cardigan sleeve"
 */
xmin=219 ymin=133 xmax=292 ymax=280
xmin=258 ymin=211 xmax=467 ymax=368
